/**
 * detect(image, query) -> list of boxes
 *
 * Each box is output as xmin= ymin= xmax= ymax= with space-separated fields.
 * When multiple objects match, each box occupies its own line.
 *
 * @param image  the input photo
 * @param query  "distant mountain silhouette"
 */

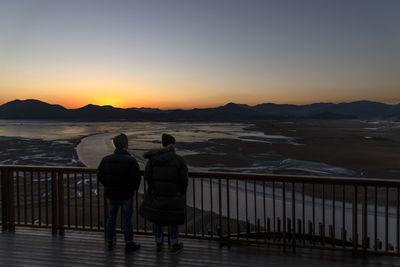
xmin=0 ymin=99 xmax=399 ymax=121
xmin=69 ymin=104 xmax=147 ymax=121
xmin=0 ymin=99 xmax=68 ymax=119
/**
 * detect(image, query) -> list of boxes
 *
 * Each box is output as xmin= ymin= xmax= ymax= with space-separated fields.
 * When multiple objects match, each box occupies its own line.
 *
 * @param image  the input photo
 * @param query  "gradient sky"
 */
xmin=0 ymin=0 xmax=399 ymax=109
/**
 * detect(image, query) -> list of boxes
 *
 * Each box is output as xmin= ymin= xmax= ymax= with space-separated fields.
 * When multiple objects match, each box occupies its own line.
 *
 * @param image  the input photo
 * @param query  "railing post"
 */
xmin=7 ymin=168 xmax=15 ymax=232
xmin=1 ymin=168 xmax=9 ymax=231
xmin=352 ymin=185 xmax=358 ymax=253
xmin=218 ymin=178 xmax=223 ymax=242
xmin=58 ymin=171 xmax=65 ymax=236
xmin=51 ymin=171 xmax=58 ymax=235
xmin=1 ymin=168 xmax=16 ymax=232
xmin=362 ymin=186 xmax=367 ymax=253
xmin=104 ymin=190 xmax=108 ymax=240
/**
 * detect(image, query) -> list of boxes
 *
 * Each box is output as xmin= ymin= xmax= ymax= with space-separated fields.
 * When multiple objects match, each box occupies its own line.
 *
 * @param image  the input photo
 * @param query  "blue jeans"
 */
xmin=106 ymin=198 xmax=133 ymax=244
xmin=153 ymin=224 xmax=179 ymax=245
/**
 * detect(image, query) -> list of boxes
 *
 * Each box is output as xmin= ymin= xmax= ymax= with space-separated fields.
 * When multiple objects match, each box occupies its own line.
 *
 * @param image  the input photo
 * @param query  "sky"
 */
xmin=0 ymin=0 xmax=399 ymax=109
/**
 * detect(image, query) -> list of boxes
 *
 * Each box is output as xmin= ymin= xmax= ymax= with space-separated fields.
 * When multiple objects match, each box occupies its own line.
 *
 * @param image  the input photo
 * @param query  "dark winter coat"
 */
xmin=139 ymin=145 xmax=188 ymax=226
xmin=97 ymin=149 xmax=141 ymax=200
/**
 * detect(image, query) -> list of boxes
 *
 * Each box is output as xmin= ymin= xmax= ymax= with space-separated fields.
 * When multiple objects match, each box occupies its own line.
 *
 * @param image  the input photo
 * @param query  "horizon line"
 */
xmin=1 ymin=98 xmax=399 ymax=111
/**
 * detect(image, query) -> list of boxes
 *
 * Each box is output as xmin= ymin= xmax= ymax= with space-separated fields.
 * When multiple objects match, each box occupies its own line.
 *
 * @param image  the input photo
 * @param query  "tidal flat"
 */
xmin=0 ymin=120 xmax=399 ymax=179
xmin=247 ymin=120 xmax=400 ymax=179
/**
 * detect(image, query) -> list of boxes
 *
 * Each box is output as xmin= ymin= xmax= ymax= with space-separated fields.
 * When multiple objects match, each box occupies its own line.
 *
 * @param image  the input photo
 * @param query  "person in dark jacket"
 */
xmin=97 ymin=133 xmax=141 ymax=252
xmin=139 ymin=134 xmax=188 ymax=254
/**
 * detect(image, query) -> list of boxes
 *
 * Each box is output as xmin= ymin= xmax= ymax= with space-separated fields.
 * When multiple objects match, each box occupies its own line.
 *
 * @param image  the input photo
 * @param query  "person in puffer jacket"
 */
xmin=139 ymin=133 xmax=188 ymax=254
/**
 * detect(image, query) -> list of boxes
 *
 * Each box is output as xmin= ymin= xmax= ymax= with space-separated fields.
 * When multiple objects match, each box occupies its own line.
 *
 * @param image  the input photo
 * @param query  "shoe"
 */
xmin=156 ymin=242 xmax=163 ymax=252
xmin=171 ymin=243 xmax=183 ymax=254
xmin=107 ymin=241 xmax=113 ymax=251
xmin=125 ymin=242 xmax=141 ymax=253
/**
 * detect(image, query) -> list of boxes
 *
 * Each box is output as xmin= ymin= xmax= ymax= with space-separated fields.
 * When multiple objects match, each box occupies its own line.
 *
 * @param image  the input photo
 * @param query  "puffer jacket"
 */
xmin=97 ymin=149 xmax=141 ymax=200
xmin=139 ymin=145 xmax=188 ymax=226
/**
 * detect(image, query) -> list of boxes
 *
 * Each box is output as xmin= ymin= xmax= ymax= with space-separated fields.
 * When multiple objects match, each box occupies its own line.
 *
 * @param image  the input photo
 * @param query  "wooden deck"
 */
xmin=0 ymin=229 xmax=398 ymax=267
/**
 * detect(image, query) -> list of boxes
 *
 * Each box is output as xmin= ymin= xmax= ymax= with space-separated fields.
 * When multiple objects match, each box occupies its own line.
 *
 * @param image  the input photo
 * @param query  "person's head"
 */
xmin=113 ymin=133 xmax=128 ymax=150
xmin=162 ymin=133 xmax=175 ymax=147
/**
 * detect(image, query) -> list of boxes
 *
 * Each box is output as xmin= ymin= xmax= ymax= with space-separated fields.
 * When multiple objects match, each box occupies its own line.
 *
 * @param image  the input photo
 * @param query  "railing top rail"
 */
xmin=189 ymin=171 xmax=400 ymax=186
xmin=0 ymin=164 xmax=399 ymax=186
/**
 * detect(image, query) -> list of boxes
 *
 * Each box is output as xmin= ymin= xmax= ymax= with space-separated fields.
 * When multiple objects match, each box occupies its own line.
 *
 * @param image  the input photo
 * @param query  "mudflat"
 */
xmin=249 ymin=120 xmax=400 ymax=179
xmin=181 ymin=120 xmax=400 ymax=179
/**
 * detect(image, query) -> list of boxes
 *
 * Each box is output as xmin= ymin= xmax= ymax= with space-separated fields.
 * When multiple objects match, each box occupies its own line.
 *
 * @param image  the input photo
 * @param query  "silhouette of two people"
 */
xmin=97 ymin=133 xmax=188 ymax=254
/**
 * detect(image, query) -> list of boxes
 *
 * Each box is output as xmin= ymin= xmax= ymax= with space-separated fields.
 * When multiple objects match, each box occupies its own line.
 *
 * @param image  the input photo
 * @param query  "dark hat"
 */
xmin=162 ymin=133 xmax=175 ymax=147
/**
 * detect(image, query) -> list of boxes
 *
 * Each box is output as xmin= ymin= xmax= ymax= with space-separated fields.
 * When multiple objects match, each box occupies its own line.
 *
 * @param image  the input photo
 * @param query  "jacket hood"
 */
xmin=143 ymin=144 xmax=175 ymax=159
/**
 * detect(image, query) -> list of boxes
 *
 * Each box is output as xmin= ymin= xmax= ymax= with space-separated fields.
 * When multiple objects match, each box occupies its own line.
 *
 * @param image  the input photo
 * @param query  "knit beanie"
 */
xmin=162 ymin=133 xmax=175 ymax=147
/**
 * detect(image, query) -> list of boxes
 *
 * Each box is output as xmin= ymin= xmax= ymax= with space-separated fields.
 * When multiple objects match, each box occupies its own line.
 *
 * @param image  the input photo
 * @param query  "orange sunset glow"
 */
xmin=0 ymin=1 xmax=399 ymax=109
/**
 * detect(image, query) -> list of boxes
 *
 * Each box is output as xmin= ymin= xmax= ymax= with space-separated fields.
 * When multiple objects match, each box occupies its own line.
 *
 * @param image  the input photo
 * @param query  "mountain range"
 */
xmin=0 ymin=99 xmax=399 ymax=121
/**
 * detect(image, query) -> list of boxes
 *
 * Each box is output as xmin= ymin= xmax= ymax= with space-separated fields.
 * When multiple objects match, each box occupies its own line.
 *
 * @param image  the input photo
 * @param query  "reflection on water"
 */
xmin=0 ymin=120 xmax=297 ymax=143
xmin=0 ymin=120 xmax=137 ymax=140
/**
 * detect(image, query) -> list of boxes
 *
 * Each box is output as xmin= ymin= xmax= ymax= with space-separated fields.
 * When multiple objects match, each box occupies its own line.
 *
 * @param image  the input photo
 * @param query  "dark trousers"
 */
xmin=153 ymin=224 xmax=179 ymax=245
xmin=106 ymin=198 xmax=133 ymax=243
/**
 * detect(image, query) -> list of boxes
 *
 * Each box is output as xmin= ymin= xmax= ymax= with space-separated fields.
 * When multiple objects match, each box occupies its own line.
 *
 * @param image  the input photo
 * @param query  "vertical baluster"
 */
xmin=218 ymin=178 xmax=222 ymax=241
xmin=362 ymin=186 xmax=367 ymax=252
xmin=74 ymin=172 xmax=78 ymax=229
xmin=24 ymin=171 xmax=27 ymax=225
xmin=9 ymin=169 xmax=15 ymax=230
xmin=352 ymin=185 xmax=358 ymax=252
xmin=245 ymin=178 xmax=249 ymax=241
xmin=30 ymin=171 xmax=34 ymax=225
xmin=342 ymin=185 xmax=346 ymax=247
xmin=273 ymin=180 xmax=276 ymax=242
xmin=67 ymin=173 xmax=70 ymax=228
xmin=16 ymin=171 xmax=20 ymax=224
xmin=302 ymin=182 xmax=305 ymax=244
xmin=283 ymin=182 xmax=286 ymax=251
xmin=51 ymin=171 xmax=57 ymax=235
xmin=82 ymin=173 xmax=85 ymax=229
xmin=210 ymin=178 xmax=213 ymax=239
xmin=135 ymin=188 xmax=139 ymax=232
xmin=374 ymin=186 xmax=377 ymax=251
xmin=201 ymin=177 xmax=204 ymax=238
xmin=263 ymin=181 xmax=266 ymax=242
xmin=193 ymin=177 xmax=196 ymax=236
xmin=38 ymin=172 xmax=41 ymax=227
xmin=58 ymin=171 xmax=64 ymax=236
xmin=236 ymin=179 xmax=239 ymax=240
xmin=143 ymin=181 xmax=147 ymax=233
xmin=89 ymin=173 xmax=93 ymax=230
xmin=332 ymin=184 xmax=335 ymax=247
xmin=385 ymin=186 xmax=389 ymax=252
xmin=254 ymin=179 xmax=257 ymax=241
xmin=97 ymin=175 xmax=100 ymax=230
xmin=292 ymin=182 xmax=296 ymax=252
xmin=226 ymin=178 xmax=230 ymax=239
xmin=312 ymin=183 xmax=315 ymax=239
xmin=397 ymin=187 xmax=399 ymax=253
xmin=103 ymin=186 xmax=107 ymax=238
xmin=45 ymin=172 xmax=49 ymax=226
xmin=322 ymin=184 xmax=325 ymax=244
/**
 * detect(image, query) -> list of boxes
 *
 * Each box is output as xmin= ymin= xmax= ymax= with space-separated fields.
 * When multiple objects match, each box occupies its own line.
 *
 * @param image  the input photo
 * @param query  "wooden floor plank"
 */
xmin=0 ymin=229 xmax=399 ymax=267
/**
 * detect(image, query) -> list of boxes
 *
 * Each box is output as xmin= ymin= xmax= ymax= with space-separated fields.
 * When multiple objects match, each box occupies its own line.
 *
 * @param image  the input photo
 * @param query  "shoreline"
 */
xmin=75 ymin=126 xmax=361 ymax=178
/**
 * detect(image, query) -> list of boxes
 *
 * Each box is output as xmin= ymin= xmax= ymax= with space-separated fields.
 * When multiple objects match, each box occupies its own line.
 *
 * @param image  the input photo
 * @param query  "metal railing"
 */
xmin=1 ymin=164 xmax=399 ymax=255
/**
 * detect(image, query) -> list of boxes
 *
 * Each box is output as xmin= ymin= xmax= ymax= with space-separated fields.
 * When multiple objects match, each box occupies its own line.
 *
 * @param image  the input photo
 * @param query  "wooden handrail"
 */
xmin=1 ymin=164 xmax=399 ymax=186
